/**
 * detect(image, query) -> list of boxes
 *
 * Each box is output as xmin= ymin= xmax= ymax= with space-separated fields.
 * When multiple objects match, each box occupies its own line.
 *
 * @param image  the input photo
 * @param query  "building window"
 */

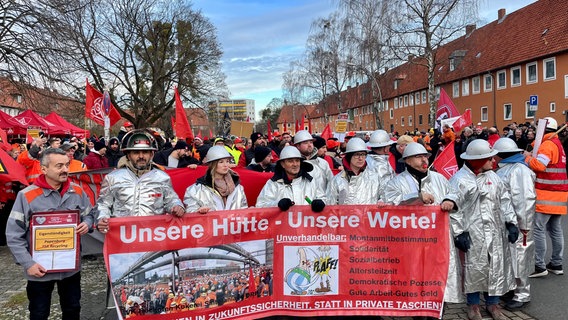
xmin=550 ymin=102 xmax=556 ymax=113
xmin=435 ymin=87 xmax=440 ymax=100
xmin=399 ymin=97 xmax=403 ymax=108
xmin=472 ymin=76 xmax=480 ymax=94
xmin=390 ymin=109 xmax=394 ymax=119
xmin=544 ymin=57 xmax=556 ymax=81
xmin=418 ymin=114 xmax=423 ymax=125
xmin=503 ymin=103 xmax=512 ymax=120
xmin=404 ymin=95 xmax=408 ymax=107
xmin=15 ymin=94 xmax=22 ymax=103
xmin=462 ymin=79 xmax=470 ymax=96
xmin=497 ymin=70 xmax=506 ymax=89
xmin=449 ymin=58 xmax=455 ymax=71
xmin=484 ymin=74 xmax=493 ymax=92
xmin=415 ymin=92 xmax=420 ymax=105
xmin=452 ymin=82 xmax=459 ymax=98
xmin=401 ymin=116 xmax=405 ymax=126
xmin=394 ymin=80 xmax=398 ymax=89
xmin=409 ymin=94 xmax=414 ymax=106
xmin=421 ymin=90 xmax=427 ymax=103
xmin=409 ymin=116 xmax=413 ymax=127
xmin=481 ymin=106 xmax=488 ymax=122
xmin=527 ymin=62 xmax=537 ymax=84
xmin=394 ymin=98 xmax=398 ymax=109
xmin=525 ymin=101 xmax=536 ymax=118
xmin=511 ymin=67 xmax=521 ymax=86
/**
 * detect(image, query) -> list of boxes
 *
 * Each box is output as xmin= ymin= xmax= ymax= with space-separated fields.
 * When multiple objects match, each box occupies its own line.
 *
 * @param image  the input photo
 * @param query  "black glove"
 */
xmin=311 ymin=199 xmax=325 ymax=213
xmin=454 ymin=232 xmax=472 ymax=253
xmin=506 ymin=222 xmax=519 ymax=244
xmin=278 ymin=198 xmax=294 ymax=211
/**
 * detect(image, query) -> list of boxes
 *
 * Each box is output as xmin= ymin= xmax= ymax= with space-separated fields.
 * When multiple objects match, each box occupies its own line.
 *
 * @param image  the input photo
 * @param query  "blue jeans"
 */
xmin=466 ymin=292 xmax=500 ymax=306
xmin=534 ymin=212 xmax=564 ymax=269
xmin=27 ymin=272 xmax=81 ymax=320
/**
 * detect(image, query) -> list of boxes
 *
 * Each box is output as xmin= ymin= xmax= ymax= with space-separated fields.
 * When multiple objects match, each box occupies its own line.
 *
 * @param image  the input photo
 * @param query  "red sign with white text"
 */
xmin=103 ymin=205 xmax=449 ymax=319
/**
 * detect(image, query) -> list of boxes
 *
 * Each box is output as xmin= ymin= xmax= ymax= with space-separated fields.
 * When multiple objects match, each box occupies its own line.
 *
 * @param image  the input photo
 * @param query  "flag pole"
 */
xmin=102 ymin=90 xmax=111 ymax=142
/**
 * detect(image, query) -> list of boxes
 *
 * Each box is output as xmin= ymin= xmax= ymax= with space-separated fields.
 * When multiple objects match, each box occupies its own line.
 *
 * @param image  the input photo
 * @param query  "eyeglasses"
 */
xmin=352 ymin=152 xmax=367 ymax=158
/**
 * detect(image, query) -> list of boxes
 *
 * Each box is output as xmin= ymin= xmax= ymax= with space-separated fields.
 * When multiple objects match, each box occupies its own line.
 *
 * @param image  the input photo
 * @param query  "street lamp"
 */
xmin=347 ymin=63 xmax=383 ymax=130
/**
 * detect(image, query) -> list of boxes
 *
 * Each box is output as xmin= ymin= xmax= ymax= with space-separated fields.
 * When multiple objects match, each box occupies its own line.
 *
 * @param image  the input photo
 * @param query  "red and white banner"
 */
xmin=431 ymin=141 xmax=459 ymax=179
xmin=103 ymin=205 xmax=449 ymax=319
xmin=85 ymin=80 xmax=122 ymax=127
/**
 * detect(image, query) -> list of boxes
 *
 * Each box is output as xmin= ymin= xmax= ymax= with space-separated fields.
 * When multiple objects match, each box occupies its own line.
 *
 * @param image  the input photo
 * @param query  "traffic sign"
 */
xmin=529 ymin=95 xmax=538 ymax=106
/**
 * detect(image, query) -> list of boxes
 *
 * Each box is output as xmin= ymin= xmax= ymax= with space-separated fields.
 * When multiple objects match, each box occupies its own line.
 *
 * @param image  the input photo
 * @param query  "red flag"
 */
xmin=0 ymin=148 xmax=28 ymax=186
xmin=0 ymin=128 xmax=10 ymax=151
xmin=321 ymin=123 xmax=332 ymax=140
xmin=432 ymin=140 xmax=459 ymax=179
xmin=451 ymin=109 xmax=471 ymax=133
xmin=283 ymin=120 xmax=287 ymax=133
xmin=248 ymin=268 xmax=257 ymax=298
xmin=267 ymin=121 xmax=273 ymax=142
xmin=85 ymin=80 xmax=122 ymax=126
xmin=174 ymin=87 xmax=194 ymax=140
xmin=436 ymin=88 xmax=460 ymax=127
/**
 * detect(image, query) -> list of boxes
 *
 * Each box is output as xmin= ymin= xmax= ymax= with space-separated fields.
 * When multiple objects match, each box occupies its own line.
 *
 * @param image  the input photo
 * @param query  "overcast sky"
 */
xmin=192 ymin=0 xmax=538 ymax=117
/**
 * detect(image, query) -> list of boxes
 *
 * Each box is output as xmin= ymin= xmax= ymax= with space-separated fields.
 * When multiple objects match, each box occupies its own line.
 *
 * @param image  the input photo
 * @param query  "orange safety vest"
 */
xmin=533 ymin=137 xmax=568 ymax=215
xmin=17 ymin=150 xmax=42 ymax=183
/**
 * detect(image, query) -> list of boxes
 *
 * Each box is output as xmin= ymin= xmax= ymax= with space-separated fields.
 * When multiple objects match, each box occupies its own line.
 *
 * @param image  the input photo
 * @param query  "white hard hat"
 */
xmin=493 ymin=137 xmax=523 ymax=153
xmin=293 ymin=130 xmax=314 ymax=145
xmin=203 ymin=146 xmax=232 ymax=163
xmin=402 ymin=142 xmax=431 ymax=159
xmin=543 ymin=117 xmax=558 ymax=130
xmin=368 ymin=130 xmax=395 ymax=148
xmin=345 ymin=137 xmax=368 ymax=154
xmin=278 ymin=146 xmax=302 ymax=161
xmin=460 ymin=139 xmax=498 ymax=160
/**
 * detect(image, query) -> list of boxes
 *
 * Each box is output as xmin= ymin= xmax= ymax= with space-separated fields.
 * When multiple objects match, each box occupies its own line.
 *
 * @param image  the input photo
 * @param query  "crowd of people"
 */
xmin=3 ymin=116 xmax=568 ymax=320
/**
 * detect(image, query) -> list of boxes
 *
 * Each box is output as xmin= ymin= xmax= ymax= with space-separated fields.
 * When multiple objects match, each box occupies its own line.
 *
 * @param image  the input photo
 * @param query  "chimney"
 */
xmin=498 ymin=8 xmax=506 ymax=20
xmin=465 ymin=24 xmax=476 ymax=35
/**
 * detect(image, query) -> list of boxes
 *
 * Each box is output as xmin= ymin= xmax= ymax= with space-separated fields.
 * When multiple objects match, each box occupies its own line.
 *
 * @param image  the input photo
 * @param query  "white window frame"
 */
xmin=452 ymin=81 xmax=459 ymax=98
xmin=550 ymin=101 xmax=556 ymax=113
xmin=390 ymin=108 xmax=394 ymax=119
xmin=527 ymin=62 xmax=538 ymax=84
xmin=415 ymin=92 xmax=420 ymax=105
xmin=421 ymin=90 xmax=427 ymax=103
xmin=484 ymin=74 xmax=493 ymax=92
xmin=503 ymin=103 xmax=512 ymax=120
xmin=394 ymin=80 xmax=398 ymax=89
xmin=399 ymin=97 xmax=403 ymax=108
xmin=394 ymin=97 xmax=398 ymax=109
xmin=511 ymin=66 xmax=521 ymax=87
xmin=418 ymin=114 xmax=423 ymax=125
xmin=462 ymin=79 xmax=470 ymax=96
xmin=472 ymin=76 xmax=480 ymax=94
xmin=525 ymin=101 xmax=536 ymax=119
xmin=404 ymin=95 xmax=408 ymax=107
xmin=543 ymin=57 xmax=556 ymax=81
xmin=481 ymin=106 xmax=488 ymax=122
xmin=401 ymin=116 xmax=405 ymax=127
xmin=409 ymin=116 xmax=413 ymax=127
xmin=497 ymin=70 xmax=506 ymax=89
xmin=409 ymin=94 xmax=414 ymax=106
xmin=16 ymin=94 xmax=22 ymax=103
xmin=565 ymin=75 xmax=568 ymax=98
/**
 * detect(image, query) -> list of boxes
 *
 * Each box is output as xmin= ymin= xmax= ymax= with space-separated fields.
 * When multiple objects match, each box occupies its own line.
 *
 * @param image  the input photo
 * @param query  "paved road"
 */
xmin=0 ymin=216 xmax=565 ymax=320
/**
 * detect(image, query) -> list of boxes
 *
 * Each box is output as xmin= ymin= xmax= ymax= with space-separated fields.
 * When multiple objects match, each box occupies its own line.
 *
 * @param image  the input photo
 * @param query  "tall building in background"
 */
xmin=208 ymin=99 xmax=255 ymax=122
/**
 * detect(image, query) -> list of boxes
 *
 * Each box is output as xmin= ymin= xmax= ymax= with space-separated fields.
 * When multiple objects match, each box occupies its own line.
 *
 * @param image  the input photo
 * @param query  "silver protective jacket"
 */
xmin=445 ymin=166 xmax=516 ymax=295
xmin=305 ymin=151 xmax=334 ymax=191
xmin=256 ymin=176 xmax=326 ymax=208
xmin=496 ymin=162 xmax=536 ymax=279
xmin=96 ymin=167 xmax=183 ymax=219
xmin=383 ymin=169 xmax=464 ymax=303
xmin=184 ymin=174 xmax=248 ymax=213
xmin=366 ymin=153 xmax=396 ymax=182
xmin=326 ymin=168 xmax=381 ymax=205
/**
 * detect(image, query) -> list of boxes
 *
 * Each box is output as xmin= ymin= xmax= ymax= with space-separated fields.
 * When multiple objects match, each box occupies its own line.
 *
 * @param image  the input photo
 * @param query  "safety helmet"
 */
xmin=203 ymin=145 xmax=232 ymax=163
xmin=168 ymin=293 xmax=174 ymax=298
xmin=460 ymin=139 xmax=498 ymax=160
xmin=293 ymin=130 xmax=314 ymax=145
xmin=345 ymin=137 xmax=368 ymax=154
xmin=367 ymin=130 xmax=395 ymax=148
xmin=543 ymin=117 xmax=558 ymax=130
xmin=278 ymin=146 xmax=302 ymax=161
xmin=402 ymin=142 xmax=431 ymax=159
xmin=493 ymin=137 xmax=523 ymax=153
xmin=122 ymin=131 xmax=157 ymax=152
xmin=123 ymin=121 xmax=133 ymax=128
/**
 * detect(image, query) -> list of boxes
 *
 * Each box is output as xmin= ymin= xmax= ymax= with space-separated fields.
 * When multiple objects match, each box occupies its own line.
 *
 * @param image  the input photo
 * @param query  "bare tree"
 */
xmin=389 ymin=0 xmax=479 ymax=127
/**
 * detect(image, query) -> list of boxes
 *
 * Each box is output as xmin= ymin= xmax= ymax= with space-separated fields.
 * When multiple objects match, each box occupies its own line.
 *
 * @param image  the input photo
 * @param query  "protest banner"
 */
xmin=103 ymin=204 xmax=449 ymax=319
